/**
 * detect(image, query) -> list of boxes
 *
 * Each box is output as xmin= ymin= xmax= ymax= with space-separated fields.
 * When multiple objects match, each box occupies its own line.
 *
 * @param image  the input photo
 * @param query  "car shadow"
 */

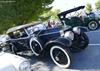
xmin=19 ymin=53 xmax=58 ymax=71
xmin=18 ymin=45 xmax=100 ymax=71
xmin=71 ymin=45 xmax=100 ymax=70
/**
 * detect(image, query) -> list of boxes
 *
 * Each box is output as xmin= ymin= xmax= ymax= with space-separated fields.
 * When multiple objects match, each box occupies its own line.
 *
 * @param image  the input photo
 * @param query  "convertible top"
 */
xmin=58 ymin=6 xmax=85 ymax=17
xmin=7 ymin=21 xmax=42 ymax=34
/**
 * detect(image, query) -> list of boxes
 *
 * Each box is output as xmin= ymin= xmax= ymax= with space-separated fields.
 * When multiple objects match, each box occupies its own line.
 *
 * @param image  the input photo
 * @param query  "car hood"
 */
xmin=0 ymin=62 xmax=16 ymax=71
xmin=0 ymin=52 xmax=27 ymax=71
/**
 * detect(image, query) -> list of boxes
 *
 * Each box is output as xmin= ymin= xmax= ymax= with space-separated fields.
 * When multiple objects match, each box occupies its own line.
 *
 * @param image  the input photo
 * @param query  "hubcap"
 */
xmin=55 ymin=56 xmax=59 ymax=61
xmin=91 ymin=23 xmax=95 ymax=27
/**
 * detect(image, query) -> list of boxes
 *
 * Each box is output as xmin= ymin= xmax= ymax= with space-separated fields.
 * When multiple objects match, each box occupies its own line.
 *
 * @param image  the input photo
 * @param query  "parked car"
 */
xmin=94 ymin=10 xmax=100 ymax=19
xmin=0 ymin=51 xmax=31 ymax=71
xmin=58 ymin=6 xmax=100 ymax=30
xmin=1 ymin=21 xmax=89 ymax=68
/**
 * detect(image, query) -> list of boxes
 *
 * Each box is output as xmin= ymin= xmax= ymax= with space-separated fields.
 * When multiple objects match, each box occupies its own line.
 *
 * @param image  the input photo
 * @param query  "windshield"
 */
xmin=26 ymin=24 xmax=46 ymax=35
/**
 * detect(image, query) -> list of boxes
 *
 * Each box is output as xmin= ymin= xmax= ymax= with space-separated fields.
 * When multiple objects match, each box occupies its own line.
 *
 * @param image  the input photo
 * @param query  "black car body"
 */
xmin=3 ymin=21 xmax=89 ymax=68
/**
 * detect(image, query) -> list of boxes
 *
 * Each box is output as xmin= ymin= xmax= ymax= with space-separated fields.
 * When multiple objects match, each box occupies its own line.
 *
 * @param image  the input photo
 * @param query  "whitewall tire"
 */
xmin=50 ymin=45 xmax=71 ymax=68
xmin=30 ymin=37 xmax=43 ymax=56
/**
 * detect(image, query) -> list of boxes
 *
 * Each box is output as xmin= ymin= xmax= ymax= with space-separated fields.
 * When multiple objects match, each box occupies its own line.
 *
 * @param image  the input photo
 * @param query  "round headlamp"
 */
xmin=73 ymin=27 xmax=81 ymax=34
xmin=60 ymin=30 xmax=64 ymax=37
xmin=19 ymin=61 xmax=31 ymax=71
xmin=64 ymin=31 xmax=74 ymax=40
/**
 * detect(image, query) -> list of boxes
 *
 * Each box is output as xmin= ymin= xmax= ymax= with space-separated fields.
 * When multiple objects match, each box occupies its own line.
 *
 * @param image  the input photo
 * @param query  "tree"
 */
xmin=0 ymin=0 xmax=53 ymax=33
xmin=50 ymin=9 xmax=61 ymax=20
xmin=41 ymin=9 xmax=61 ymax=21
xmin=85 ymin=3 xmax=92 ymax=14
xmin=95 ymin=0 xmax=100 ymax=10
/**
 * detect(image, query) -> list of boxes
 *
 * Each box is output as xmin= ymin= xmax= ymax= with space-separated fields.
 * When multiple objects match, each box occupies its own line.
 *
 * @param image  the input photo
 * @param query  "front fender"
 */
xmin=44 ymin=37 xmax=72 ymax=51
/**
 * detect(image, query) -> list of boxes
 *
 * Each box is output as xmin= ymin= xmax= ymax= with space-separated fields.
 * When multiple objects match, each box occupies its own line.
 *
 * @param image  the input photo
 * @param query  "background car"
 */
xmin=0 ymin=51 xmax=31 ymax=71
xmin=94 ymin=10 xmax=100 ymax=19
xmin=58 ymin=6 xmax=100 ymax=31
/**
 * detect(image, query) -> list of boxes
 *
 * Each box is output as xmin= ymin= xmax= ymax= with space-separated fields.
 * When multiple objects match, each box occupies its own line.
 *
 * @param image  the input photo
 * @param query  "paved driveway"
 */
xmin=27 ymin=30 xmax=100 ymax=71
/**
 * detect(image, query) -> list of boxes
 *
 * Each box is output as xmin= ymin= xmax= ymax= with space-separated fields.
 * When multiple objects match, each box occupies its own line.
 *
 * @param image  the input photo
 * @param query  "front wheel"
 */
xmin=50 ymin=45 xmax=72 ymax=68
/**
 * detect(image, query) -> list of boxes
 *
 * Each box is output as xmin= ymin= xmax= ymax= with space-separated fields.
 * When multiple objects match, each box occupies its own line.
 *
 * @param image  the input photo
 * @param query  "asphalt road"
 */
xmin=25 ymin=30 xmax=100 ymax=71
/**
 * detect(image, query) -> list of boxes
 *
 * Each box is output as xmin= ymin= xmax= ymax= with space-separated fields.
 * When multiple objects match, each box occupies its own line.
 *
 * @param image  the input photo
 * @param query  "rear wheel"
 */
xmin=88 ymin=20 xmax=99 ymax=30
xmin=70 ymin=33 xmax=89 ymax=53
xmin=50 ymin=45 xmax=71 ymax=68
xmin=79 ymin=33 xmax=89 ymax=49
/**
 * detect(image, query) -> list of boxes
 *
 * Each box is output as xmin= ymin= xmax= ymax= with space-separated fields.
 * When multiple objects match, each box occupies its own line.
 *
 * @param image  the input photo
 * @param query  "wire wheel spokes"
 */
xmin=53 ymin=49 xmax=68 ymax=64
xmin=50 ymin=46 xmax=71 ymax=68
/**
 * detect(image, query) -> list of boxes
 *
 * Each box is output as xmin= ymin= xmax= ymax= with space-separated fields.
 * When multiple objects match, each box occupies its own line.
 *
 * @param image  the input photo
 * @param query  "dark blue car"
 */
xmin=5 ymin=21 xmax=89 ymax=68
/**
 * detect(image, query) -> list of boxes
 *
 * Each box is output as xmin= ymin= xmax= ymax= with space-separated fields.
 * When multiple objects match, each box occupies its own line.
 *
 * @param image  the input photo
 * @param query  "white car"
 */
xmin=94 ymin=10 xmax=100 ymax=19
xmin=0 ymin=51 xmax=31 ymax=71
xmin=94 ymin=10 xmax=100 ymax=24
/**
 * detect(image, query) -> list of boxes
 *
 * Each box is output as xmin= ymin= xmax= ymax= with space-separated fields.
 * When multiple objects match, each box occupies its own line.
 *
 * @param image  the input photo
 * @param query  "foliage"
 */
xmin=41 ymin=9 xmax=61 ymax=21
xmin=0 ymin=0 xmax=53 ymax=34
xmin=95 ymin=0 xmax=100 ymax=10
xmin=85 ymin=3 xmax=92 ymax=14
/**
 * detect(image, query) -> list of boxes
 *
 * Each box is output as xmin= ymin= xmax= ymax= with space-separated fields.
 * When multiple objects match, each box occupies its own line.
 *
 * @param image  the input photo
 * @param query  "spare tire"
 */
xmin=30 ymin=37 xmax=43 ymax=56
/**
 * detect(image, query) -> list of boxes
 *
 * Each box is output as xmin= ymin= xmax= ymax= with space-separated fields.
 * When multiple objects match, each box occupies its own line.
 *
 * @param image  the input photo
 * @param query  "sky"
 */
xmin=51 ymin=0 xmax=97 ymax=11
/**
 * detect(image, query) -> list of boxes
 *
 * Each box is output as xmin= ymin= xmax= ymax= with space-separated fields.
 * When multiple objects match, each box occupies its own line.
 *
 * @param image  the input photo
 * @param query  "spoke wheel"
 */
xmin=50 ymin=45 xmax=71 ymax=68
xmin=79 ymin=33 xmax=89 ymax=49
xmin=70 ymin=33 xmax=89 ymax=53
xmin=88 ymin=21 xmax=99 ymax=30
xmin=30 ymin=38 xmax=42 ymax=56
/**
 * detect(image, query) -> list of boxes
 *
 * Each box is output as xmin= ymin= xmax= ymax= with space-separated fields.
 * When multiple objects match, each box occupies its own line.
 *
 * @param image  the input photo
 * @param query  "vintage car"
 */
xmin=0 ymin=51 xmax=31 ymax=71
xmin=2 ymin=21 xmax=89 ymax=68
xmin=58 ymin=6 xmax=100 ymax=30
